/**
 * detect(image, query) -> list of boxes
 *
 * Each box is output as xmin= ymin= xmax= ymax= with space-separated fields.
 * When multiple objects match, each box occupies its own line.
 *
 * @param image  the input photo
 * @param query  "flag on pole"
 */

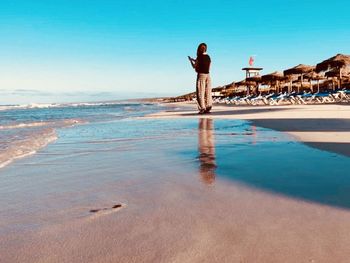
xmin=249 ymin=56 xmax=254 ymax=66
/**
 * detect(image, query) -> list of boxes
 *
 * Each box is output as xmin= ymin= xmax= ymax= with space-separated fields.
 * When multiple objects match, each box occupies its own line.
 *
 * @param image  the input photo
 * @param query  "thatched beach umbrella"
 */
xmin=226 ymin=82 xmax=235 ymax=89
xmin=303 ymin=71 xmax=325 ymax=93
xmin=211 ymin=86 xmax=226 ymax=97
xmin=213 ymin=84 xmax=238 ymax=97
xmin=261 ymin=71 xmax=285 ymax=93
xmin=235 ymin=79 xmax=247 ymax=86
xmin=316 ymin=54 xmax=350 ymax=90
xmin=235 ymin=79 xmax=253 ymax=95
xmin=284 ymin=64 xmax=315 ymax=93
xmin=235 ymin=79 xmax=256 ymax=95
xmin=216 ymin=82 xmax=236 ymax=97
xmin=325 ymin=69 xmax=343 ymax=90
xmin=316 ymin=54 xmax=350 ymax=72
xmin=284 ymin=64 xmax=315 ymax=75
xmin=212 ymin=86 xmax=225 ymax=92
xmin=246 ymin=75 xmax=262 ymax=94
xmin=325 ymin=69 xmax=342 ymax=78
xmin=246 ymin=75 xmax=262 ymax=82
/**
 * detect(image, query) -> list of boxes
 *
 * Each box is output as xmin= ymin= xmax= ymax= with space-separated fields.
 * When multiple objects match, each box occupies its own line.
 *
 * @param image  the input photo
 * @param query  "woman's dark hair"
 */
xmin=197 ymin=43 xmax=207 ymax=57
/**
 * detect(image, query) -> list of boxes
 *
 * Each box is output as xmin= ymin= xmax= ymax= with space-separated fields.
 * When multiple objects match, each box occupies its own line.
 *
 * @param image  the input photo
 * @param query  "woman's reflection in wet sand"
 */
xmin=198 ymin=118 xmax=217 ymax=185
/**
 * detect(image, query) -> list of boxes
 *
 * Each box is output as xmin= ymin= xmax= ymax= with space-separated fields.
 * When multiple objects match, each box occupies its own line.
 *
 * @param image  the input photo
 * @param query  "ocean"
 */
xmin=0 ymin=101 xmax=162 ymax=168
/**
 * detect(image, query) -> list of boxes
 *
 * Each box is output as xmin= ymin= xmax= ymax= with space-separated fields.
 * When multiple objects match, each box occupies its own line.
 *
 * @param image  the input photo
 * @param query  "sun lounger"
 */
xmin=313 ymin=92 xmax=334 ymax=103
xmin=296 ymin=92 xmax=313 ymax=104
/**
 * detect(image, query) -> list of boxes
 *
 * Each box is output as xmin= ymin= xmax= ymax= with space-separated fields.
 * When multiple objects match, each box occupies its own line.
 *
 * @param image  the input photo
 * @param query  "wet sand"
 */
xmin=3 ymin=171 xmax=350 ymax=262
xmin=150 ymin=102 xmax=350 ymax=157
xmin=1 ymin=105 xmax=350 ymax=263
xmin=4 ymin=176 xmax=350 ymax=263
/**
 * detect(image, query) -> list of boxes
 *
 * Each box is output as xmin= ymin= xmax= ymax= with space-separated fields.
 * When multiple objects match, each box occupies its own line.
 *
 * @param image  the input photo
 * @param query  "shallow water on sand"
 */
xmin=0 ymin=102 xmax=160 ymax=168
xmin=1 ymin=112 xmax=350 ymax=262
xmin=1 ymin=116 xmax=350 ymax=226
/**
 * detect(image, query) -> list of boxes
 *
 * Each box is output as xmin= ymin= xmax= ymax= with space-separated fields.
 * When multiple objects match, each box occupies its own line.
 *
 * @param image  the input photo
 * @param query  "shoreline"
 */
xmin=146 ymin=102 xmax=350 ymax=157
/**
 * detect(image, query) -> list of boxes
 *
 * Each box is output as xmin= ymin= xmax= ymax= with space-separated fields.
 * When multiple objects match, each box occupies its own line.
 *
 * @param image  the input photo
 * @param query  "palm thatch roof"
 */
xmin=325 ymin=69 xmax=342 ymax=78
xmin=212 ymin=86 xmax=225 ymax=92
xmin=284 ymin=64 xmax=315 ymax=76
xmin=221 ymin=87 xmax=238 ymax=96
xmin=235 ymin=79 xmax=248 ymax=86
xmin=261 ymin=71 xmax=285 ymax=82
xmin=343 ymin=74 xmax=350 ymax=80
xmin=303 ymin=71 xmax=325 ymax=80
xmin=316 ymin=54 xmax=350 ymax=72
xmin=226 ymin=82 xmax=235 ymax=89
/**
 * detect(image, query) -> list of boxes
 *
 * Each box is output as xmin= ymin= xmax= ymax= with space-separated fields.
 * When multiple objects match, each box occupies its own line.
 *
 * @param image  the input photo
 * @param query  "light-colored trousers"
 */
xmin=196 ymin=73 xmax=212 ymax=111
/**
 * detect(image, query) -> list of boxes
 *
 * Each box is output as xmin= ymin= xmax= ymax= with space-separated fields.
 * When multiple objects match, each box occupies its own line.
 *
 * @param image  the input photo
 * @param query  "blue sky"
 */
xmin=0 ymin=0 xmax=349 ymax=103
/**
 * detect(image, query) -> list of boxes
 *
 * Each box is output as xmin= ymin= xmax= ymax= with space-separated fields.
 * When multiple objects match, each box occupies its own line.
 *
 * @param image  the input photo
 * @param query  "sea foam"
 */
xmin=0 ymin=128 xmax=57 ymax=169
xmin=0 ymin=119 xmax=84 ymax=169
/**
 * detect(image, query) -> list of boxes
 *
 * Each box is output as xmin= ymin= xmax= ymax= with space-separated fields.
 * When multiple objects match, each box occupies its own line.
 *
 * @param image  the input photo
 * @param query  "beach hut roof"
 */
xmin=261 ymin=71 xmax=285 ymax=82
xmin=316 ymin=54 xmax=350 ymax=72
xmin=284 ymin=64 xmax=315 ymax=76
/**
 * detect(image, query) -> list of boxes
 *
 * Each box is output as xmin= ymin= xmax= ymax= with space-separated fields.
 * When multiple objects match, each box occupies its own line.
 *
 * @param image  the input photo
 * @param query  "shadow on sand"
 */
xmin=250 ymin=118 xmax=350 ymax=157
xmin=196 ymin=118 xmax=350 ymax=211
xmin=251 ymin=118 xmax=350 ymax=132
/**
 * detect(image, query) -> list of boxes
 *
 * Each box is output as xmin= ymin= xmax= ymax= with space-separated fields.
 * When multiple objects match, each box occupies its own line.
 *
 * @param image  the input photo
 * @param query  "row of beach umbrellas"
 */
xmin=237 ymin=54 xmax=350 ymax=94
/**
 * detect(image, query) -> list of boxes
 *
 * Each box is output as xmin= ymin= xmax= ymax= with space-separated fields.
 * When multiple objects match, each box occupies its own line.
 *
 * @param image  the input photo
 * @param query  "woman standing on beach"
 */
xmin=188 ymin=43 xmax=212 ymax=114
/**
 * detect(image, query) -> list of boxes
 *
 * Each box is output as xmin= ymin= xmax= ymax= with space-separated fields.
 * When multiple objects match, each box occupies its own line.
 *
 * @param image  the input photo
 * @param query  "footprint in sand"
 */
xmin=89 ymin=203 xmax=126 ymax=218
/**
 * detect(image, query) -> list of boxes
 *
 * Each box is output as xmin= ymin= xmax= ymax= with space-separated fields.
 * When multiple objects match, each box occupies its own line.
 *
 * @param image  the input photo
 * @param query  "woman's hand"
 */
xmin=188 ymin=56 xmax=196 ymax=68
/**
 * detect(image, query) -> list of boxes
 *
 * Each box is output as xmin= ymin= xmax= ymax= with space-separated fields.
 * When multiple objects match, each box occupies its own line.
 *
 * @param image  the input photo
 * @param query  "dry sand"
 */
xmin=150 ymin=102 xmax=350 ymax=157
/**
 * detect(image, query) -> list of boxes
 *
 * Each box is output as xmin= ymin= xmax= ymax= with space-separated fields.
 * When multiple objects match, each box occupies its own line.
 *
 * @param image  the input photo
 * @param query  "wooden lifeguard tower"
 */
xmin=242 ymin=57 xmax=263 ymax=95
xmin=242 ymin=56 xmax=263 ymax=77
xmin=242 ymin=67 xmax=263 ymax=78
